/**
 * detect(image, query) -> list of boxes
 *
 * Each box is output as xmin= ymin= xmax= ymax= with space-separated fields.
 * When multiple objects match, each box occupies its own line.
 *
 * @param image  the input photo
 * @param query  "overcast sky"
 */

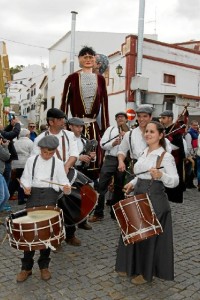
xmin=0 ymin=0 xmax=200 ymax=68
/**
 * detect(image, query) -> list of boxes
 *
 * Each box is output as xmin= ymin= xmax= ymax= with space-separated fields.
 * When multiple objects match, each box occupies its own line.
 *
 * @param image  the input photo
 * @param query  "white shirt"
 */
xmin=118 ymin=127 xmax=147 ymax=160
xmin=100 ymin=126 xmax=124 ymax=157
xmin=131 ymin=147 xmax=179 ymax=188
xmin=118 ymin=126 xmax=172 ymax=160
xmin=31 ymin=129 xmax=79 ymax=162
xmin=21 ymin=155 xmax=70 ymax=192
xmin=75 ymin=136 xmax=84 ymax=166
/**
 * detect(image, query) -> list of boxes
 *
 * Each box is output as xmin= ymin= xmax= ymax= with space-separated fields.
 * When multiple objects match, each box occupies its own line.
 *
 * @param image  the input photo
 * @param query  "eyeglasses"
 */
xmin=29 ymin=126 xmax=36 ymax=128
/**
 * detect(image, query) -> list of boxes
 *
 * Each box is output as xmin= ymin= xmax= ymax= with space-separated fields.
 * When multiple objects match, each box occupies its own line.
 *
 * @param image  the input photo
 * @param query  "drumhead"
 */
xmin=12 ymin=210 xmax=59 ymax=224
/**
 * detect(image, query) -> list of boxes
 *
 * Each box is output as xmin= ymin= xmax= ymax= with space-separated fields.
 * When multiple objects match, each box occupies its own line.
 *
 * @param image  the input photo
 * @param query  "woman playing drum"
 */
xmin=16 ymin=135 xmax=71 ymax=282
xmin=115 ymin=121 xmax=179 ymax=284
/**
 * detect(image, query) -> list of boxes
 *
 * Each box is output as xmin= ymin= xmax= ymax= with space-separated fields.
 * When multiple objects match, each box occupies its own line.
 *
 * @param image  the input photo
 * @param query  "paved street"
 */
xmin=0 ymin=187 xmax=200 ymax=300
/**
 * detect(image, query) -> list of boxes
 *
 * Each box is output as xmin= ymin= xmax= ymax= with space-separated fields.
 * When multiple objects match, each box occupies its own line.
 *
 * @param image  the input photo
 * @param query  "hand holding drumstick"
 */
xmin=17 ymin=179 xmax=31 ymax=195
xmin=123 ymin=182 xmax=134 ymax=195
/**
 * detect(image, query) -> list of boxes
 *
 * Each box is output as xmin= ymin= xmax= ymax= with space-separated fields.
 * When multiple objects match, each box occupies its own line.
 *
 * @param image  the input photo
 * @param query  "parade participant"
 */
xmin=118 ymin=106 xmax=153 ymax=174
xmin=28 ymin=122 xmax=37 ymax=142
xmin=0 ymin=135 xmax=10 ymax=211
xmin=60 ymin=46 xmax=110 ymax=180
xmin=31 ymin=108 xmax=80 ymax=246
xmin=16 ymin=135 xmax=71 ymax=282
xmin=115 ymin=121 xmax=179 ymax=284
xmin=89 ymin=112 xmax=129 ymax=222
xmin=68 ymin=117 xmax=96 ymax=230
xmin=160 ymin=110 xmax=185 ymax=203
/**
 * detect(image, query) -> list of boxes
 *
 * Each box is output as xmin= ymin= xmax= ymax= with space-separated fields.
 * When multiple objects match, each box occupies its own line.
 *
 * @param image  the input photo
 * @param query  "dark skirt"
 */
xmin=115 ymin=179 xmax=174 ymax=282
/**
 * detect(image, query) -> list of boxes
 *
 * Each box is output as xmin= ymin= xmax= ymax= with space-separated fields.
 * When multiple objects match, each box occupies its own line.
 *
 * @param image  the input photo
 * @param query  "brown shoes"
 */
xmin=41 ymin=269 xmax=51 ymax=281
xmin=65 ymin=236 xmax=81 ymax=246
xmin=88 ymin=215 xmax=104 ymax=223
xmin=131 ymin=275 xmax=147 ymax=285
xmin=16 ymin=270 xmax=32 ymax=282
xmin=78 ymin=222 xmax=92 ymax=230
xmin=117 ymin=271 xmax=127 ymax=277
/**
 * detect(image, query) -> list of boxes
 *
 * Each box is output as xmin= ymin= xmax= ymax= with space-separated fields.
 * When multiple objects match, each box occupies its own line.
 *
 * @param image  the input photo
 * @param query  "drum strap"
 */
xmin=32 ymin=155 xmax=55 ymax=181
xmin=146 ymin=151 xmax=166 ymax=195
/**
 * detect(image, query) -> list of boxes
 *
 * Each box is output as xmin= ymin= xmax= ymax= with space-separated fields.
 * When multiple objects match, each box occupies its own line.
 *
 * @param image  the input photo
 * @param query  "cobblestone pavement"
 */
xmin=0 ymin=187 xmax=200 ymax=300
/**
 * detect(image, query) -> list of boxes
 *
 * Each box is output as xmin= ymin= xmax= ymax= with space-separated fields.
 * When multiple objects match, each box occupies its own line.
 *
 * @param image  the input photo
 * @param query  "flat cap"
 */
xmin=38 ymin=135 xmax=59 ymax=150
xmin=47 ymin=108 xmax=66 ymax=119
xmin=136 ymin=106 xmax=153 ymax=115
xmin=68 ymin=117 xmax=85 ymax=126
xmin=115 ymin=112 xmax=128 ymax=119
xmin=159 ymin=110 xmax=174 ymax=118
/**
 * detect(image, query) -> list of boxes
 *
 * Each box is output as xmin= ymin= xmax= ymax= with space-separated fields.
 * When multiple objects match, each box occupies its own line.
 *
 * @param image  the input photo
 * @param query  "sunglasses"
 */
xmin=29 ymin=126 xmax=36 ymax=128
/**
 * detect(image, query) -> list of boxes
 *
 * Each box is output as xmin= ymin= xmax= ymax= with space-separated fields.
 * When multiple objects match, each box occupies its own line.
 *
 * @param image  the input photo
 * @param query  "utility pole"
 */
xmin=70 ymin=11 xmax=78 ymax=74
xmin=135 ymin=0 xmax=145 ymax=107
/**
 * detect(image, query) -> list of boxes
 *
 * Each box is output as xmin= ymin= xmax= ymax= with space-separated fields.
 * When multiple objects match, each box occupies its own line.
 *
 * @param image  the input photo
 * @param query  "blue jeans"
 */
xmin=196 ymin=155 xmax=200 ymax=185
xmin=3 ymin=162 xmax=12 ymax=186
xmin=0 ymin=174 xmax=10 ymax=210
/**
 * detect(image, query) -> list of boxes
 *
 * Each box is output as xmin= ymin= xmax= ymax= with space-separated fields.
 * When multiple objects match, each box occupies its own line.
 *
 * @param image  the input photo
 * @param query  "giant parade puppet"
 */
xmin=60 ymin=46 xmax=110 ymax=180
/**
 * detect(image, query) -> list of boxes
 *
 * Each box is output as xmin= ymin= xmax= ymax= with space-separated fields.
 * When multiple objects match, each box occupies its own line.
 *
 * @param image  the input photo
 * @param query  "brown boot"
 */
xmin=40 ymin=268 xmax=51 ymax=281
xmin=88 ymin=215 xmax=104 ymax=223
xmin=16 ymin=270 xmax=32 ymax=282
xmin=131 ymin=275 xmax=147 ymax=285
xmin=65 ymin=236 xmax=81 ymax=246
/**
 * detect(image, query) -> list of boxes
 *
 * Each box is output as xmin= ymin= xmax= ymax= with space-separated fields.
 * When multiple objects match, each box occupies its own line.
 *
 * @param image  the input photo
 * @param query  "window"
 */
xmin=62 ymin=59 xmax=67 ymax=75
xmin=51 ymin=97 xmax=55 ymax=108
xmin=164 ymin=95 xmax=175 ymax=110
xmin=43 ymin=98 xmax=47 ymax=111
xmin=163 ymin=73 xmax=175 ymax=85
xmin=52 ymin=66 xmax=56 ymax=81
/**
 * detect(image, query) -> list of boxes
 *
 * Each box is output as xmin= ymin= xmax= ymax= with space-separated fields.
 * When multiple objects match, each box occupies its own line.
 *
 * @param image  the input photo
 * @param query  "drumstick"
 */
xmin=40 ymin=179 xmax=76 ymax=189
xmin=134 ymin=167 xmax=164 ymax=176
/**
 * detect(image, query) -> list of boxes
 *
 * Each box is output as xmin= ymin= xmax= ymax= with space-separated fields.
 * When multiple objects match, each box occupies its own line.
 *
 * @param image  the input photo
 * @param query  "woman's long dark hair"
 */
xmin=148 ymin=121 xmax=166 ymax=150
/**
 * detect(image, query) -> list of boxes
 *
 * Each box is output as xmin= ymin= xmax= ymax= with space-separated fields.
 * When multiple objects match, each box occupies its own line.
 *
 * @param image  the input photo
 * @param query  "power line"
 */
xmin=0 ymin=36 xmax=71 ymax=54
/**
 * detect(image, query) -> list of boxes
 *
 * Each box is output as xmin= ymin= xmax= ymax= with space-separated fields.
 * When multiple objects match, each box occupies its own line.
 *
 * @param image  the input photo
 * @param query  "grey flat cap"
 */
xmin=38 ymin=135 xmax=59 ymax=149
xmin=47 ymin=108 xmax=66 ymax=119
xmin=115 ymin=112 xmax=128 ymax=119
xmin=159 ymin=110 xmax=174 ymax=118
xmin=68 ymin=117 xmax=84 ymax=126
xmin=136 ymin=106 xmax=153 ymax=115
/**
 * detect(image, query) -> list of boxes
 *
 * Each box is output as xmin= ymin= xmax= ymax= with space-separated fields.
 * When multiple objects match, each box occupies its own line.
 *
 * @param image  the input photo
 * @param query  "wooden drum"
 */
xmin=112 ymin=193 xmax=163 ymax=245
xmin=6 ymin=206 xmax=65 ymax=251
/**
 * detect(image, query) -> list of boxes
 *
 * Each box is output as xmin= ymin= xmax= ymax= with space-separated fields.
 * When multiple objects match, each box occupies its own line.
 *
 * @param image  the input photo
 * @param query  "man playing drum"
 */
xmin=17 ymin=135 xmax=71 ymax=282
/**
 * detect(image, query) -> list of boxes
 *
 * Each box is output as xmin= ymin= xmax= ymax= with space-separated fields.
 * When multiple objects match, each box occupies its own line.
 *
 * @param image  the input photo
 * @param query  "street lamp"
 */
xmin=115 ymin=64 xmax=125 ymax=77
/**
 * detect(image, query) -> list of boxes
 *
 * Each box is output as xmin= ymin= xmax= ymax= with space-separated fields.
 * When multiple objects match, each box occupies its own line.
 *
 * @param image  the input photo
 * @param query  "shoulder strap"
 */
xmin=32 ymin=155 xmax=39 ymax=180
xmin=129 ymin=130 xmax=133 ymax=157
xmin=62 ymin=130 xmax=69 ymax=147
xmin=156 ymin=151 xmax=166 ymax=168
xmin=32 ymin=155 xmax=56 ymax=182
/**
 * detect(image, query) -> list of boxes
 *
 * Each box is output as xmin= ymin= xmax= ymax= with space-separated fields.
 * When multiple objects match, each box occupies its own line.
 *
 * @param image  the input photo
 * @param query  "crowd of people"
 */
xmin=0 ymin=46 xmax=200 ymax=285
